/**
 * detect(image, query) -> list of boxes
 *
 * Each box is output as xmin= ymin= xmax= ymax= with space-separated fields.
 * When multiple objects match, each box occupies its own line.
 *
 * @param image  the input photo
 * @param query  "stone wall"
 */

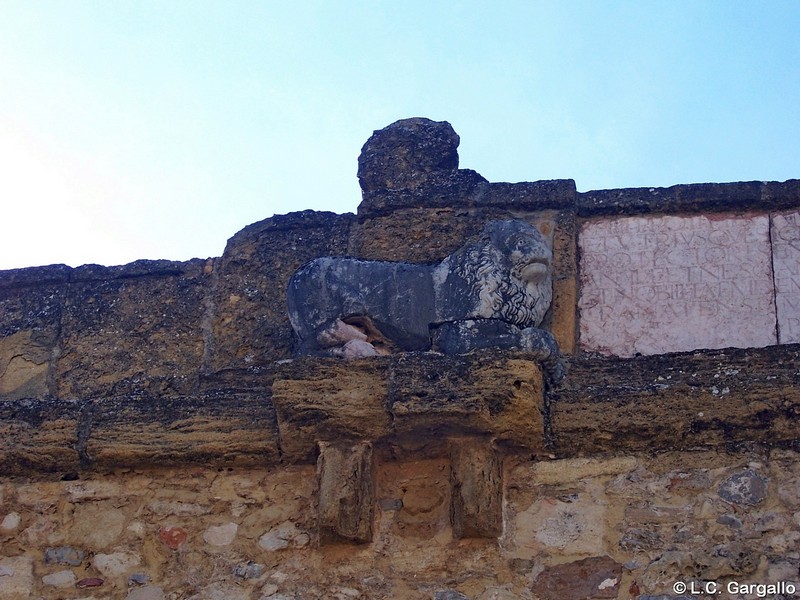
xmin=1 ymin=118 xmax=798 ymax=599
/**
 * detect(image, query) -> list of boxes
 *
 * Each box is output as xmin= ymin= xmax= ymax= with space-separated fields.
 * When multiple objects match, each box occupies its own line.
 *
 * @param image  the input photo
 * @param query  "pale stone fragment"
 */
xmin=258 ymin=521 xmax=305 ymax=551
xmin=527 ymin=457 xmax=638 ymax=485
xmin=579 ymin=214 xmax=776 ymax=356
xmin=67 ymin=504 xmax=125 ymax=549
xmin=0 ymin=556 xmax=34 ymax=599
xmin=92 ymin=551 xmax=141 ymax=577
xmin=203 ymin=522 xmax=238 ymax=546
xmin=65 ymin=481 xmax=121 ymax=502
xmin=772 ymin=211 xmax=800 ymax=343
xmin=127 ymin=586 xmax=166 ymax=600
xmin=42 ymin=569 xmax=77 ymax=587
xmin=0 ymin=512 xmax=20 ymax=531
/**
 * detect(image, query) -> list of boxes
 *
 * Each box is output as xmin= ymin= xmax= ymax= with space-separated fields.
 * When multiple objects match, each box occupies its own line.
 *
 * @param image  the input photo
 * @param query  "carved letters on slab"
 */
xmin=579 ymin=215 xmax=777 ymax=357
xmin=772 ymin=211 xmax=800 ymax=344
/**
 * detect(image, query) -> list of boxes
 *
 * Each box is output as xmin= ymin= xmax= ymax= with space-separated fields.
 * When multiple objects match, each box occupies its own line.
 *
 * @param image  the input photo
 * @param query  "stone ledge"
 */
xmin=2 ymin=346 xmax=798 ymax=474
xmin=552 ymin=344 xmax=800 ymax=455
xmin=577 ymin=179 xmax=800 ymax=217
xmin=357 ymin=174 xmax=577 ymax=219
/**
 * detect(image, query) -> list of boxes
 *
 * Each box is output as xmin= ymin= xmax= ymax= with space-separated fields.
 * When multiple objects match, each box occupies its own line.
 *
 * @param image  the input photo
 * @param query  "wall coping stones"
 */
xmin=577 ymin=179 xmax=800 ymax=217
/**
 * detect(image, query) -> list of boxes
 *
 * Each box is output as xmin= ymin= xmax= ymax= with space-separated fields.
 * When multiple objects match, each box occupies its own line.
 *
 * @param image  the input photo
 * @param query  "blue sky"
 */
xmin=1 ymin=1 xmax=798 ymax=270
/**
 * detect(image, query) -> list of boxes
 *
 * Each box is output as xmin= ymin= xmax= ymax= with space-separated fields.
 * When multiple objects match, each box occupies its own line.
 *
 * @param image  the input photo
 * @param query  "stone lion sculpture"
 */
xmin=287 ymin=220 xmax=558 ymax=364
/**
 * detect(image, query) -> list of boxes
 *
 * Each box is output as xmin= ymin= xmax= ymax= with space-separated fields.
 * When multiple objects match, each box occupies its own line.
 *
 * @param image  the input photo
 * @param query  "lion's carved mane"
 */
xmin=287 ymin=220 xmax=554 ymax=358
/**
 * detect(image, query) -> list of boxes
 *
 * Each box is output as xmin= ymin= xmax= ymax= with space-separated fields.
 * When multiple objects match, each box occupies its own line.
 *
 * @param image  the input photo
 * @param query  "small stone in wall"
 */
xmin=434 ymin=590 xmax=469 ymax=600
xmin=127 ymin=585 xmax=166 ymax=600
xmin=718 ymin=469 xmax=768 ymax=505
xmin=0 ymin=512 xmax=20 ymax=531
xmin=92 ymin=551 xmax=141 ymax=577
xmin=41 ymin=569 xmax=76 ymax=588
xmin=259 ymin=583 xmax=279 ymax=596
xmin=76 ymin=576 xmax=105 ymax=588
xmin=129 ymin=572 xmax=151 ymax=585
xmin=258 ymin=521 xmax=309 ymax=551
xmin=44 ymin=546 xmax=86 ymax=566
xmin=233 ymin=561 xmax=265 ymax=579
xmin=530 ymin=556 xmax=622 ymax=600
xmin=158 ymin=526 xmax=188 ymax=550
xmin=203 ymin=522 xmax=238 ymax=546
xmin=0 ymin=557 xmax=34 ymax=600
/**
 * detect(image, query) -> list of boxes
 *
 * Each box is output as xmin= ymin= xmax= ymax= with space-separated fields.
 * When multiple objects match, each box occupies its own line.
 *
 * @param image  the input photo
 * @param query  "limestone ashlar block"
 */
xmin=85 ymin=392 xmax=279 ymax=468
xmin=56 ymin=260 xmax=209 ymax=399
xmin=316 ymin=441 xmax=374 ymax=544
xmin=579 ymin=214 xmax=776 ymax=356
xmin=0 ymin=266 xmax=69 ymax=400
xmin=551 ymin=346 xmax=800 ymax=456
xmin=271 ymin=359 xmax=391 ymax=463
xmin=0 ymin=398 xmax=81 ymax=474
xmin=772 ymin=211 xmax=800 ymax=344
xmin=211 ymin=210 xmax=354 ymax=371
xmin=388 ymin=352 xmax=546 ymax=453
xmin=449 ymin=439 xmax=503 ymax=539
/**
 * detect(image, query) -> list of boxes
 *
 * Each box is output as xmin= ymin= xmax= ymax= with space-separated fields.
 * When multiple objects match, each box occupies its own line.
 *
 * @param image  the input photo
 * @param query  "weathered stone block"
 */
xmin=530 ymin=556 xmax=622 ymax=600
xmin=317 ymin=441 xmax=374 ymax=544
xmin=272 ymin=359 xmax=390 ymax=462
xmin=0 ymin=398 xmax=80 ymax=473
xmin=551 ymin=346 xmax=800 ymax=455
xmin=449 ymin=440 xmax=502 ymax=539
xmin=349 ymin=208 xmax=485 ymax=263
xmin=772 ymin=211 xmax=800 ymax=343
xmin=358 ymin=118 xmax=460 ymax=194
xmin=579 ymin=214 xmax=776 ymax=356
xmin=388 ymin=353 xmax=546 ymax=453
xmin=0 ymin=329 xmax=51 ymax=400
xmin=577 ymin=179 xmax=800 ymax=217
xmin=211 ymin=210 xmax=354 ymax=370
xmin=289 ymin=220 xmax=553 ymax=356
xmin=0 ymin=556 xmax=34 ymax=599
xmin=85 ymin=393 xmax=279 ymax=467
xmin=56 ymin=260 xmax=208 ymax=399
xmin=0 ymin=265 xmax=68 ymax=400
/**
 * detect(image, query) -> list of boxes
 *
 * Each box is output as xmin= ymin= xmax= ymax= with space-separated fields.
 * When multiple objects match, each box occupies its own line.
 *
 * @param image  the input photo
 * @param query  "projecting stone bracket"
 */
xmin=449 ymin=438 xmax=503 ymax=539
xmin=315 ymin=437 xmax=504 ymax=545
xmin=316 ymin=441 xmax=375 ymax=544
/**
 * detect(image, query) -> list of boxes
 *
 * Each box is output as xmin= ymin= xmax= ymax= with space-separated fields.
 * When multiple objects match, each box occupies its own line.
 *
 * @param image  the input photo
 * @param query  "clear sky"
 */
xmin=1 ymin=1 xmax=798 ymax=270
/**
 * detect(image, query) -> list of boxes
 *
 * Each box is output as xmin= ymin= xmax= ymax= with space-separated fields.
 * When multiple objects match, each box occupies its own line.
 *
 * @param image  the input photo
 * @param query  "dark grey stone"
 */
xmin=379 ymin=498 xmax=403 ymax=511
xmin=128 ymin=572 xmax=150 ymax=586
xmin=357 ymin=118 xmax=460 ymax=194
xmin=44 ymin=546 xmax=85 ymax=566
xmin=718 ymin=469 xmax=768 ymax=506
xmin=431 ymin=319 xmax=563 ymax=380
xmin=716 ymin=514 xmax=743 ymax=529
xmin=434 ymin=591 xmax=469 ymax=600
xmin=287 ymin=220 xmax=554 ymax=358
xmin=233 ymin=561 xmax=264 ymax=579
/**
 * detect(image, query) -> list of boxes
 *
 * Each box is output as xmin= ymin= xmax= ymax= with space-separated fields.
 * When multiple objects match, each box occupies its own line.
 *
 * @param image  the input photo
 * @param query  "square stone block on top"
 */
xmin=579 ymin=214 xmax=776 ymax=356
xmin=772 ymin=211 xmax=800 ymax=344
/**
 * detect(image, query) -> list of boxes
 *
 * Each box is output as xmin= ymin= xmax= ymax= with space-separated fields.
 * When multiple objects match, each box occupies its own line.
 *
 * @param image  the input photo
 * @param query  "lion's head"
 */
xmin=444 ymin=220 xmax=553 ymax=328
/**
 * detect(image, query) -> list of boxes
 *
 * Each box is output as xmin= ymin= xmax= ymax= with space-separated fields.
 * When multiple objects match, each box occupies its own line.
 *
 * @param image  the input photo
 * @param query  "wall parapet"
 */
xmin=1 ymin=117 xmax=799 ymax=475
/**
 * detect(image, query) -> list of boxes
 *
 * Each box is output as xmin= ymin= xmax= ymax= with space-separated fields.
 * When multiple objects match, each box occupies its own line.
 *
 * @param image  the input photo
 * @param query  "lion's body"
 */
xmin=287 ymin=220 xmax=553 ymax=356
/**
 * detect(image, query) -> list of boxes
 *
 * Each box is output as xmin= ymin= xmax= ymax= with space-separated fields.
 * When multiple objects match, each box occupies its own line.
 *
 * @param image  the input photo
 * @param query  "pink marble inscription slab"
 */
xmin=772 ymin=211 xmax=800 ymax=344
xmin=579 ymin=214 xmax=776 ymax=356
